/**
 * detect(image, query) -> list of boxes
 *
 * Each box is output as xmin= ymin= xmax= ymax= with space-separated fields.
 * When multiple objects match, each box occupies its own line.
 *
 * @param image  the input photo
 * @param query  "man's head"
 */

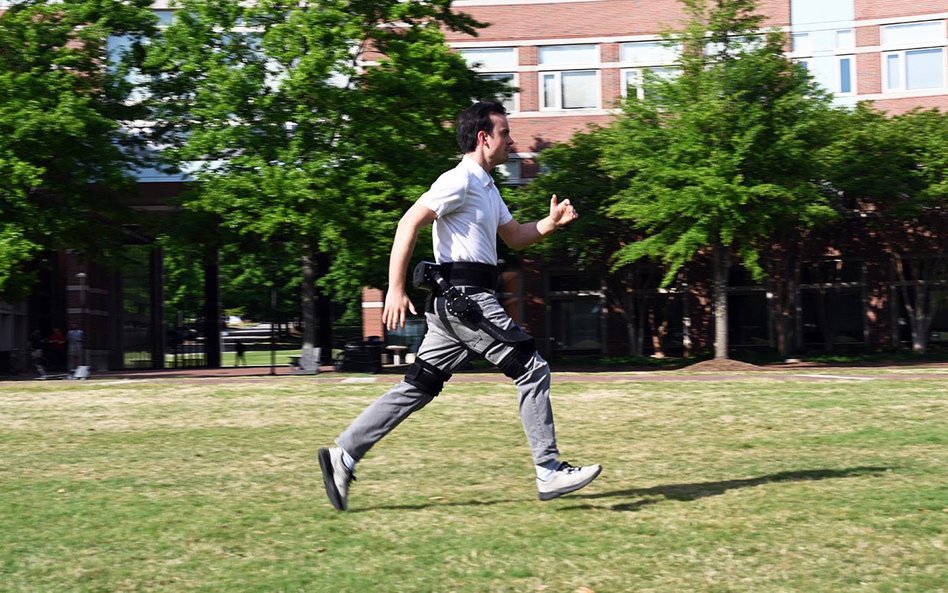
xmin=456 ymin=101 xmax=514 ymax=168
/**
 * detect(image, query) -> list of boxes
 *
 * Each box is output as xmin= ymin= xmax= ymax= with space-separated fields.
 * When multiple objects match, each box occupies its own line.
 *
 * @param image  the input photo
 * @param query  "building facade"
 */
xmin=364 ymin=0 xmax=948 ymax=359
xmin=444 ymin=0 xmax=947 ymax=183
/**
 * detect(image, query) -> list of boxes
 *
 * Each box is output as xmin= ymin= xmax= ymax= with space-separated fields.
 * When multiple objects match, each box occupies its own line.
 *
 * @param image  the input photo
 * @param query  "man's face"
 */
xmin=482 ymin=113 xmax=515 ymax=168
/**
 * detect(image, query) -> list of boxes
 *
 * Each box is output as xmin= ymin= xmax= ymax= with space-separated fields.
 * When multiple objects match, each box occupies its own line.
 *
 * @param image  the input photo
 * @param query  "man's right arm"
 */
xmin=382 ymin=201 xmax=438 ymax=330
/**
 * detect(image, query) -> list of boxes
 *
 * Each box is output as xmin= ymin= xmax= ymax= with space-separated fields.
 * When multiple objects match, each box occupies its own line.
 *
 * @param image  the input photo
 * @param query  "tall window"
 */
xmin=837 ymin=56 xmax=854 ymax=94
xmin=537 ymin=44 xmax=599 ymax=110
xmin=459 ymin=48 xmax=518 ymax=112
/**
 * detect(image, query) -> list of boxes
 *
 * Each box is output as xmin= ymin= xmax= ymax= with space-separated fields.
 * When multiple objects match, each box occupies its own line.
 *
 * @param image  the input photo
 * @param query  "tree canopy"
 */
xmin=142 ymin=0 xmax=504 ymax=356
xmin=0 ymin=0 xmax=157 ymax=298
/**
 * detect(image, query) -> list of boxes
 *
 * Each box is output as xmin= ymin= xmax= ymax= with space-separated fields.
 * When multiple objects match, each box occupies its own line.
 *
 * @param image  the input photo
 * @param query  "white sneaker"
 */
xmin=537 ymin=461 xmax=602 ymax=501
xmin=318 ymin=447 xmax=355 ymax=511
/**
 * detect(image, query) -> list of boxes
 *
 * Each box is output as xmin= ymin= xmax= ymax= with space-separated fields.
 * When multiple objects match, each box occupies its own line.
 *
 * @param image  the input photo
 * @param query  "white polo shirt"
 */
xmin=418 ymin=155 xmax=513 ymax=265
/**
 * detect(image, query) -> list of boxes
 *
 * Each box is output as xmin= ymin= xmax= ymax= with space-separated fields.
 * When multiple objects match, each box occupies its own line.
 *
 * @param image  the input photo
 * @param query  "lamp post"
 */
xmin=269 ymin=287 xmax=277 ymax=376
xmin=76 ymin=272 xmax=87 ymax=367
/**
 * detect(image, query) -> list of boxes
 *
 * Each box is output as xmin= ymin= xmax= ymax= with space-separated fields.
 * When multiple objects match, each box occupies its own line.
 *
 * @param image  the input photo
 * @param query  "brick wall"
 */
xmin=510 ymin=113 xmax=616 ymax=152
xmin=361 ymin=287 xmax=384 ymax=341
xmin=857 ymin=52 xmax=882 ymax=94
xmin=856 ymin=0 xmax=948 ymax=20
xmin=874 ymin=95 xmax=948 ymax=115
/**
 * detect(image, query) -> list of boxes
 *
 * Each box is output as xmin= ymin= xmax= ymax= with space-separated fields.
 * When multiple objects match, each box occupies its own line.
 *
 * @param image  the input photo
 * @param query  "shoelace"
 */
xmin=556 ymin=461 xmax=580 ymax=473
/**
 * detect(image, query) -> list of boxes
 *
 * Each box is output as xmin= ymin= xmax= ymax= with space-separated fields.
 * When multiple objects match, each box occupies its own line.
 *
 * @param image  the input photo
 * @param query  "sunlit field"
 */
xmin=2 ymin=370 xmax=946 ymax=592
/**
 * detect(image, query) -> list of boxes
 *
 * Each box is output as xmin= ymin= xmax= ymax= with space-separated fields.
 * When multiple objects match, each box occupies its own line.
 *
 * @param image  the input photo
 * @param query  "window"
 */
xmin=835 ymin=29 xmax=854 ymax=50
xmin=881 ymin=21 xmax=944 ymax=46
xmin=884 ymin=48 xmax=945 ymax=91
xmin=837 ymin=56 xmax=854 ymax=94
xmin=495 ymin=159 xmax=521 ymax=184
xmin=622 ymin=67 xmax=678 ymax=99
xmin=458 ymin=47 xmax=517 ymax=70
xmin=541 ymin=71 xmax=597 ymax=109
xmin=800 ymin=258 xmax=866 ymax=348
xmin=459 ymin=48 xmax=518 ymax=112
xmin=792 ymin=33 xmax=811 ymax=55
xmin=620 ymin=41 xmax=680 ymax=65
xmin=482 ymin=73 xmax=517 ymax=113
xmin=549 ymin=272 xmax=603 ymax=352
xmin=538 ymin=44 xmax=597 ymax=66
xmin=538 ymin=45 xmax=599 ymax=110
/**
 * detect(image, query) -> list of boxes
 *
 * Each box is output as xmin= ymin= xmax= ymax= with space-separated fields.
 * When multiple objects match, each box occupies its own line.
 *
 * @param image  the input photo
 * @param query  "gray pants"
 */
xmin=336 ymin=290 xmax=559 ymax=466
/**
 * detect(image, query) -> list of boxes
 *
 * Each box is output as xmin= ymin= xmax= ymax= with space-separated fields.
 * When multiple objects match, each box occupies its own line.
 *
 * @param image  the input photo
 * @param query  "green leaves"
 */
xmin=144 ymin=0 xmax=501 ymax=307
xmin=0 ymin=0 xmax=157 ymax=298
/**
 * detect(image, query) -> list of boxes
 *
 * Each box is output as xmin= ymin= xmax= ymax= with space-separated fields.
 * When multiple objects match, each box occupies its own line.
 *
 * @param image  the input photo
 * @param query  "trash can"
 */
xmin=341 ymin=339 xmax=382 ymax=373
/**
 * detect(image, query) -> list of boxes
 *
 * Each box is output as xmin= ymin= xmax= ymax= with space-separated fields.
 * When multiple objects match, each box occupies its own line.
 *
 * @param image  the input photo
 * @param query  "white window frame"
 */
xmin=835 ymin=29 xmax=854 ymax=51
xmin=459 ymin=47 xmax=519 ymax=113
xmin=621 ymin=67 xmax=678 ymax=100
xmin=539 ymin=70 xmax=599 ymax=110
xmin=619 ymin=41 xmax=681 ymax=66
xmin=483 ymin=72 xmax=518 ymax=113
xmin=881 ymin=21 xmax=944 ymax=46
xmin=882 ymin=47 xmax=946 ymax=92
xmin=458 ymin=47 xmax=517 ymax=70
xmin=791 ymin=33 xmax=812 ymax=56
xmin=496 ymin=158 xmax=522 ymax=185
xmin=537 ymin=44 xmax=600 ymax=111
xmin=835 ymin=55 xmax=856 ymax=95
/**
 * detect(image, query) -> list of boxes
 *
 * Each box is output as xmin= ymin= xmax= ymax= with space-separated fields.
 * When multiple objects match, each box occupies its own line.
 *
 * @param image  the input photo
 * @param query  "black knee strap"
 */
xmin=404 ymin=359 xmax=451 ymax=396
xmin=497 ymin=340 xmax=536 ymax=380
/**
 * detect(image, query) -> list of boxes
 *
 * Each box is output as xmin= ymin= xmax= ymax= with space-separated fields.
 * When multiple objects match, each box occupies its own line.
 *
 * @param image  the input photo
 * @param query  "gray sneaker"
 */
xmin=318 ymin=447 xmax=355 ymax=511
xmin=537 ymin=461 xmax=602 ymax=501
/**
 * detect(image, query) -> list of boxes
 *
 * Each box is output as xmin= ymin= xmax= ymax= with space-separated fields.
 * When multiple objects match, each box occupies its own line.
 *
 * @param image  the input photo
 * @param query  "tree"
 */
xmin=144 ymin=0 xmax=503 ymax=363
xmin=599 ymin=0 xmax=839 ymax=359
xmin=825 ymin=105 xmax=948 ymax=353
xmin=0 ymin=0 xmax=157 ymax=298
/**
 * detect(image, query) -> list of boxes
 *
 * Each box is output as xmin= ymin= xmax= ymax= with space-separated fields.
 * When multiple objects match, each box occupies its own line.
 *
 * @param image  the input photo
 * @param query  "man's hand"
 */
xmin=382 ymin=288 xmax=417 ymax=331
xmin=549 ymin=194 xmax=579 ymax=228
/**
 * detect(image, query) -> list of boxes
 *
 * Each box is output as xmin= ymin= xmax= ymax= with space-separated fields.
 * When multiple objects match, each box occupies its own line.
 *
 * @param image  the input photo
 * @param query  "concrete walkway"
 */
xmin=43 ymin=360 xmax=948 ymax=384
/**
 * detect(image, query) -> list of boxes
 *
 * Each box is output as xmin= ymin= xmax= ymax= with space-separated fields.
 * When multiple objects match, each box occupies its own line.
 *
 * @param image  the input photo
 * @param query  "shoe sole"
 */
xmin=318 ymin=448 xmax=346 ymax=511
xmin=538 ymin=465 xmax=603 ymax=501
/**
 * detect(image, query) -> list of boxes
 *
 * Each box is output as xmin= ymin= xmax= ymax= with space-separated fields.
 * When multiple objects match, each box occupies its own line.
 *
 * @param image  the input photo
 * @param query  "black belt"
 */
xmin=439 ymin=262 xmax=498 ymax=292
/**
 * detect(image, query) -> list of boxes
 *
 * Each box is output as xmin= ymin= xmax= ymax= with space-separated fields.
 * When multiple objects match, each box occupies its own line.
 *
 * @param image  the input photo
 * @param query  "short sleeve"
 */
xmin=497 ymin=196 xmax=513 ymax=227
xmin=418 ymin=168 xmax=467 ymax=217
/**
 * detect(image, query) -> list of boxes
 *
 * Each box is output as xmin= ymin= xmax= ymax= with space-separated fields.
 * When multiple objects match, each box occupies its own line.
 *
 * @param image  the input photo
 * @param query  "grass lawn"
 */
xmin=1 ymin=372 xmax=946 ymax=592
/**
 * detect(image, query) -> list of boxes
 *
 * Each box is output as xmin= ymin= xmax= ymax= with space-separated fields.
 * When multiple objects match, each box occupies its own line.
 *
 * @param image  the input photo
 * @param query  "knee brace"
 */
xmin=404 ymin=359 xmax=451 ymax=397
xmin=496 ymin=339 xmax=537 ymax=380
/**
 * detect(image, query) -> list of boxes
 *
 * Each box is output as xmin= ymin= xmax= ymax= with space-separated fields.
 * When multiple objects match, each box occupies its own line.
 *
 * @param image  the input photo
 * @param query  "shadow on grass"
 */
xmin=566 ymin=466 xmax=893 ymax=512
xmin=349 ymin=467 xmax=891 ymax=513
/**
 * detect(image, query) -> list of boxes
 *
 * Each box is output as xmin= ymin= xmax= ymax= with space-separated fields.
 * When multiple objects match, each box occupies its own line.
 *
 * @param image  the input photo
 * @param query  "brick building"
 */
xmin=364 ymin=0 xmax=948 ymax=359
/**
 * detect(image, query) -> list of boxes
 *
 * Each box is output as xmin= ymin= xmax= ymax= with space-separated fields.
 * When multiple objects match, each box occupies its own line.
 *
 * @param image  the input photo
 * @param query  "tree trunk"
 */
xmin=910 ymin=278 xmax=930 ymax=354
xmin=712 ymin=244 xmax=729 ymax=359
xmin=894 ymin=256 xmax=933 ymax=355
xmin=769 ymin=253 xmax=800 ymax=358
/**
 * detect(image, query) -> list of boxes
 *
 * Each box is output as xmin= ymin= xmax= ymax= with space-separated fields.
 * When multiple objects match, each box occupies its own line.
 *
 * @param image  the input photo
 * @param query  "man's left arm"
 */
xmin=498 ymin=194 xmax=579 ymax=250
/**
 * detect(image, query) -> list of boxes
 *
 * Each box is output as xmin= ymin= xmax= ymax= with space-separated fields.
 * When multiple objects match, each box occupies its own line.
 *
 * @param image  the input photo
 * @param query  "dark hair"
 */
xmin=456 ymin=101 xmax=507 ymax=153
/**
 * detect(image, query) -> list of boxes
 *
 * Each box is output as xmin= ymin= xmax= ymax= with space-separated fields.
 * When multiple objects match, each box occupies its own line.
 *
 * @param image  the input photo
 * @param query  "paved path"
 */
xmin=32 ymin=361 xmax=945 ymax=384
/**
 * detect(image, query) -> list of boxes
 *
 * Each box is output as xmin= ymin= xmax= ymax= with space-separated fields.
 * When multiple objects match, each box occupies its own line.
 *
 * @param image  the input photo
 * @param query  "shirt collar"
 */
xmin=461 ymin=154 xmax=495 ymax=188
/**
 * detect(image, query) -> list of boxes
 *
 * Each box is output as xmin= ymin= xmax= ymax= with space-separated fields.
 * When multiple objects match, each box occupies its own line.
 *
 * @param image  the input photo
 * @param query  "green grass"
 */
xmin=1 ymin=373 xmax=946 ymax=592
